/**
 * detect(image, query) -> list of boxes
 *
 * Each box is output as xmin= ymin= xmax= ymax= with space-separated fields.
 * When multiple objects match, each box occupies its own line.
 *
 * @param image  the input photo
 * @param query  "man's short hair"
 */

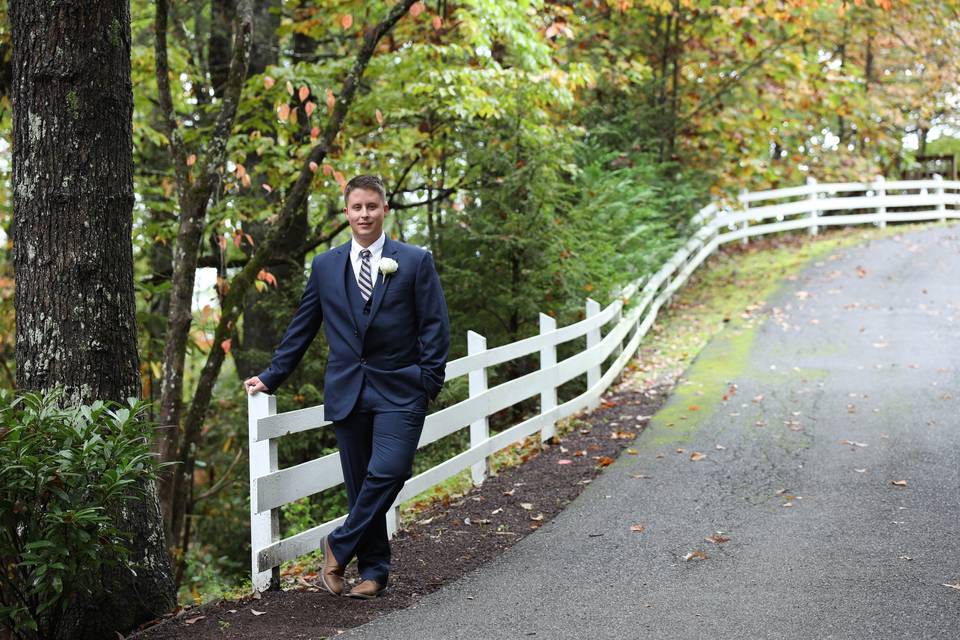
xmin=344 ymin=175 xmax=387 ymax=206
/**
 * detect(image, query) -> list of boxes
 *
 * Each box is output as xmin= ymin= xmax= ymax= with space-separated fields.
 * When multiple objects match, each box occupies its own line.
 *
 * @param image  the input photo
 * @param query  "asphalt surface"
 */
xmin=341 ymin=225 xmax=960 ymax=640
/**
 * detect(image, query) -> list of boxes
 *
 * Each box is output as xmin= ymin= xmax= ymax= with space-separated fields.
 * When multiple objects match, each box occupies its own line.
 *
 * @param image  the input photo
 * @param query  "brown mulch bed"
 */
xmin=130 ymin=381 xmax=670 ymax=640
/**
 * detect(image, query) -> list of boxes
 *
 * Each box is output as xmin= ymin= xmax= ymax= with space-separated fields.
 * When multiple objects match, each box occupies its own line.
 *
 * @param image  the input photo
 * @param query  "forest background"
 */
xmin=1 ymin=0 xmax=958 ymax=610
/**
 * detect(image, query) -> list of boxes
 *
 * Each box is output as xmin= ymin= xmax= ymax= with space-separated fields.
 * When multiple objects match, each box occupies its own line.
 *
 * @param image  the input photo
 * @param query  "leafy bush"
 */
xmin=0 ymin=386 xmax=164 ymax=640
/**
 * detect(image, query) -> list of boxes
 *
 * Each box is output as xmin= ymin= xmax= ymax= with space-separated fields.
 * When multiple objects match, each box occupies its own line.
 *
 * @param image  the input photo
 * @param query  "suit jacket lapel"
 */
xmin=335 ymin=239 xmax=361 ymax=339
xmin=366 ymin=236 xmax=398 ymax=329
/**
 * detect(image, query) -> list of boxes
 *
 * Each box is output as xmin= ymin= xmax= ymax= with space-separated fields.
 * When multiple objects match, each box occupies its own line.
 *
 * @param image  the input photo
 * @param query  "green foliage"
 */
xmin=0 ymin=386 xmax=166 ymax=640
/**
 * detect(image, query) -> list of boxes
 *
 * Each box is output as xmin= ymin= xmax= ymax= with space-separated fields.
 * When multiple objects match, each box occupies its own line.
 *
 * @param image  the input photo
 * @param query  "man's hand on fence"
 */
xmin=244 ymin=376 xmax=269 ymax=396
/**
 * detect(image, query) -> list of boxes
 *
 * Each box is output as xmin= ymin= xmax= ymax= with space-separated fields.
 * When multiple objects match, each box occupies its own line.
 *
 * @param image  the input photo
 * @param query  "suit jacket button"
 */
xmin=360 ymin=358 xmax=366 ymax=364
xmin=353 ymin=329 xmax=358 ymax=337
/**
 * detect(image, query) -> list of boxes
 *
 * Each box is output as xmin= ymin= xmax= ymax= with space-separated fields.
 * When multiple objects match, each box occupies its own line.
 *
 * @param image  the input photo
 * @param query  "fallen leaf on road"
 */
xmin=705 ymin=534 xmax=730 ymax=544
xmin=491 ymin=508 xmax=503 ymax=515
xmin=595 ymin=456 xmax=615 ymax=467
xmin=630 ymin=473 xmax=650 ymax=479
xmin=943 ymin=583 xmax=960 ymax=590
xmin=782 ymin=501 xmax=794 ymax=507
xmin=251 ymin=610 xmax=266 ymax=616
xmin=855 ymin=265 xmax=867 ymax=278
xmin=530 ymin=513 xmax=544 ymax=522
xmin=520 ymin=503 xmax=533 ymax=510
xmin=854 ymin=468 xmax=867 ymax=473
xmin=611 ymin=431 xmax=636 ymax=439
xmin=630 ymin=524 xmax=646 ymax=533
xmin=899 ymin=555 xmax=913 ymax=561
xmin=873 ymin=341 xmax=888 ymax=348
xmin=690 ymin=452 xmax=706 ymax=461
xmin=503 ymin=489 xmax=515 ymax=496
xmin=840 ymin=439 xmax=868 ymax=447
xmin=715 ymin=444 xmax=726 ymax=450
xmin=688 ymin=405 xmax=701 ymax=411
xmin=891 ymin=480 xmax=907 ymax=487
xmin=684 ymin=550 xmax=708 ymax=561
xmin=557 ymin=459 xmax=573 ymax=465
xmin=185 ymin=616 xmax=206 ymax=624
xmin=626 ymin=448 xmax=639 ymax=455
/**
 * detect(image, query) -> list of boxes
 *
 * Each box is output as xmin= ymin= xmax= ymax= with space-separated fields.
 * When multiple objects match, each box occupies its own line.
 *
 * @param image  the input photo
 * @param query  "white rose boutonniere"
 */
xmin=379 ymin=257 xmax=399 ymax=278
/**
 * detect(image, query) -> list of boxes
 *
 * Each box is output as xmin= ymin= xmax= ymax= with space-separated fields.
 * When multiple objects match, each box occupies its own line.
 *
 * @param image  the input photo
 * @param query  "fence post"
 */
xmin=539 ymin=313 xmax=558 ymax=444
xmin=249 ymin=392 xmax=280 ymax=593
xmin=468 ymin=330 xmax=489 ymax=485
xmin=739 ymin=188 xmax=749 ymax=245
xmin=806 ymin=176 xmax=819 ymax=235
xmin=873 ymin=175 xmax=887 ymax=229
xmin=935 ymin=173 xmax=946 ymax=223
xmin=386 ymin=502 xmax=400 ymax=539
xmin=585 ymin=298 xmax=602 ymax=409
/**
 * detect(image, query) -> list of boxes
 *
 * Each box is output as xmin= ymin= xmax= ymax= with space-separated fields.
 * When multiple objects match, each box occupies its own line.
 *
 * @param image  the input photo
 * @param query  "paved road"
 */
xmin=342 ymin=225 xmax=960 ymax=640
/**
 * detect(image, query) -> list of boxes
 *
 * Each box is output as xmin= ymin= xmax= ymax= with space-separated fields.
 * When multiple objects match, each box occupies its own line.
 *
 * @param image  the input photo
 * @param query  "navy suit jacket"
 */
xmin=257 ymin=236 xmax=451 ymax=422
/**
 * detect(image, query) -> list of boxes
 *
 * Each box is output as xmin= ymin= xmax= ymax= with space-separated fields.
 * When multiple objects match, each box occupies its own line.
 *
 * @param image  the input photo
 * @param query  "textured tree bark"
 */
xmin=9 ymin=0 xmax=176 ymax=637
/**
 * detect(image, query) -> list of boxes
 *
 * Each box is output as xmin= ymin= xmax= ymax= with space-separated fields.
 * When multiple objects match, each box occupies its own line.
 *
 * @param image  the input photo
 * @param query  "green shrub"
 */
xmin=0 ymin=386 xmax=165 ymax=640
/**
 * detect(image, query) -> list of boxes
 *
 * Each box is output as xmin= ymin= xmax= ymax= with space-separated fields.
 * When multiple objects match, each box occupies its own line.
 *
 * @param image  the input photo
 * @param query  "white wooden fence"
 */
xmin=247 ymin=176 xmax=960 ymax=590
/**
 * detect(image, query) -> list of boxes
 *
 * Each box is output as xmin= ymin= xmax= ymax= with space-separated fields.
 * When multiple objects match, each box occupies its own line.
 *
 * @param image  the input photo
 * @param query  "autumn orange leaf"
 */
xmin=432 ymin=15 xmax=442 ymax=30
xmin=326 ymin=89 xmax=336 ymax=111
xmin=410 ymin=1 xmax=425 ymax=18
xmin=684 ymin=550 xmax=708 ymax=561
xmin=339 ymin=14 xmax=353 ymax=29
xmin=304 ymin=101 xmax=315 ymax=118
xmin=298 ymin=85 xmax=310 ymax=102
xmin=263 ymin=76 xmax=275 ymax=90
xmin=595 ymin=456 xmax=614 ymax=467
xmin=220 ymin=339 xmax=231 ymax=354
xmin=309 ymin=161 xmax=318 ymax=173
xmin=334 ymin=171 xmax=347 ymax=190
xmin=630 ymin=524 xmax=646 ymax=533
xmin=375 ymin=109 xmax=384 ymax=125
xmin=277 ymin=104 xmax=290 ymax=121
xmin=257 ymin=269 xmax=277 ymax=287
xmin=310 ymin=126 xmax=320 ymax=141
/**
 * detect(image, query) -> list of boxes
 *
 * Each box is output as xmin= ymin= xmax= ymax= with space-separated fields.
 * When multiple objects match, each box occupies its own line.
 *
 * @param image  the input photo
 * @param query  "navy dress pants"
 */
xmin=327 ymin=377 xmax=427 ymax=585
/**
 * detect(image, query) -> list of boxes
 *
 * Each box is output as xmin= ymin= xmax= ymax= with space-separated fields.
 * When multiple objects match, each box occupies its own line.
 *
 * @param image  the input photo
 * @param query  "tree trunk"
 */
xmin=9 ymin=1 xmax=176 ymax=637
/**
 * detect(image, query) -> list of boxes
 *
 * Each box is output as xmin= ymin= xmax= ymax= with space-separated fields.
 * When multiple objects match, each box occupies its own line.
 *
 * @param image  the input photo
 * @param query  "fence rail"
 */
xmin=247 ymin=176 xmax=960 ymax=590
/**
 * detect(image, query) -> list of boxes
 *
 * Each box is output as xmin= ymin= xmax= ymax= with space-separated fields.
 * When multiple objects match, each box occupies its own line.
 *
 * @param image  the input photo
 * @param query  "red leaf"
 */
xmin=339 ymin=14 xmax=353 ymax=29
xmin=220 ymin=339 xmax=231 ymax=354
xmin=410 ymin=1 xmax=426 ymax=17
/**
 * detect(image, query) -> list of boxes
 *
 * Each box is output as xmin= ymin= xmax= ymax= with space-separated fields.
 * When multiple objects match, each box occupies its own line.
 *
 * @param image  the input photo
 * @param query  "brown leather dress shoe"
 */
xmin=321 ymin=536 xmax=345 ymax=596
xmin=347 ymin=579 xmax=387 ymax=599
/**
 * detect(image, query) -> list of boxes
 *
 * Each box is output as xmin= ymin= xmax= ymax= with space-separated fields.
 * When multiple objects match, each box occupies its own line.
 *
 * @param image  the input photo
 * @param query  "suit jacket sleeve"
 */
xmin=256 ymin=256 xmax=324 ymax=394
xmin=414 ymin=250 xmax=450 ymax=400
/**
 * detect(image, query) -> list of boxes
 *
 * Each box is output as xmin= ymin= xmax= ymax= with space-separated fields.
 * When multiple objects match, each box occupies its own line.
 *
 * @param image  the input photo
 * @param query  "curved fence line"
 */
xmin=246 ymin=176 xmax=960 ymax=590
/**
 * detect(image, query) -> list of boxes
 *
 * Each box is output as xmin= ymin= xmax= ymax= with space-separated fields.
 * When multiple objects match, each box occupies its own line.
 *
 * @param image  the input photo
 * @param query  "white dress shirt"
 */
xmin=349 ymin=232 xmax=385 ymax=292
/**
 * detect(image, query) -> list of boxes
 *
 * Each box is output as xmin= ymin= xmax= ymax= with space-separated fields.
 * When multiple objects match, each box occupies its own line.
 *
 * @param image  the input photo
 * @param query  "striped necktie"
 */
xmin=358 ymin=248 xmax=373 ymax=301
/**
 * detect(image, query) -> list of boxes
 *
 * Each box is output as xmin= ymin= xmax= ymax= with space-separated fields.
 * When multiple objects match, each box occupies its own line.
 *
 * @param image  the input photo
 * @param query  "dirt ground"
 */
xmin=129 ymin=382 xmax=669 ymax=639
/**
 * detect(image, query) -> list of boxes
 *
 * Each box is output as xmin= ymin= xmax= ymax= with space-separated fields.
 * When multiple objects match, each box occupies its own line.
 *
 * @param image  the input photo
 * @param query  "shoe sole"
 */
xmin=347 ymin=587 xmax=387 ymax=600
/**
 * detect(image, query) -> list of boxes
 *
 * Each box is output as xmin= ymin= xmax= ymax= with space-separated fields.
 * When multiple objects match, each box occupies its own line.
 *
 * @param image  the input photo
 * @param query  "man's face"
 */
xmin=344 ymin=187 xmax=388 ymax=247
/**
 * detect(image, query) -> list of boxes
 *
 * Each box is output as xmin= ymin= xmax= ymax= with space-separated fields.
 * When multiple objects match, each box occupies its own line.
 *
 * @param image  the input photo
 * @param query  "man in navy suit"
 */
xmin=244 ymin=174 xmax=450 ymax=599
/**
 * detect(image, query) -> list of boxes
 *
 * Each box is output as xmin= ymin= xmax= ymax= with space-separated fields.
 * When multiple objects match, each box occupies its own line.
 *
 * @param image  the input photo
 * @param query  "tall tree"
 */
xmin=9 ymin=0 xmax=176 ymax=636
